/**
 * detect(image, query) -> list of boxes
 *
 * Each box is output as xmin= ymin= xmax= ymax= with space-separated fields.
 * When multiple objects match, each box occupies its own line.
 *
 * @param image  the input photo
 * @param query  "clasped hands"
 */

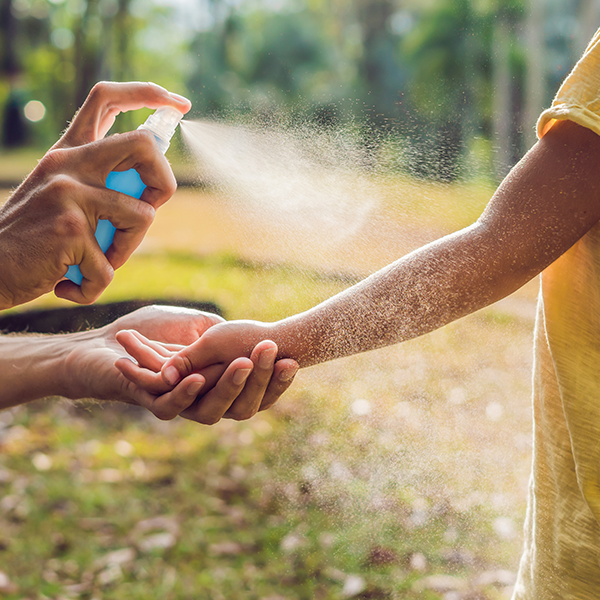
xmin=0 ymin=80 xmax=297 ymax=419
xmin=114 ymin=317 xmax=288 ymax=424
xmin=55 ymin=305 xmax=297 ymax=424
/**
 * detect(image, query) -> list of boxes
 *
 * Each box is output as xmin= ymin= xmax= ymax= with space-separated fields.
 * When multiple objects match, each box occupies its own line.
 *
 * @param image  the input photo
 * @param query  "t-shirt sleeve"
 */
xmin=538 ymin=28 xmax=600 ymax=139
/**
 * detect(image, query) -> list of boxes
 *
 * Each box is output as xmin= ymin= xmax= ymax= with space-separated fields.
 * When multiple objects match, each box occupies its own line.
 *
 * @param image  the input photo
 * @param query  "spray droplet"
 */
xmin=493 ymin=516 xmax=516 ymax=540
xmin=351 ymin=398 xmax=371 ymax=416
xmin=486 ymin=401 xmax=504 ymax=422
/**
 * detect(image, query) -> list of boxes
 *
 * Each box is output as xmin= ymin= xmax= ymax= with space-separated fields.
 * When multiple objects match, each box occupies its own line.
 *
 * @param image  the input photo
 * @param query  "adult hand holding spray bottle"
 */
xmin=65 ymin=106 xmax=184 ymax=285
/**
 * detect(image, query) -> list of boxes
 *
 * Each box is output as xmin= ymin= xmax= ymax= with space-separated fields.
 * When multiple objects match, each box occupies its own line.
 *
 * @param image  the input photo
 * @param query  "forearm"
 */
xmin=269 ymin=222 xmax=532 ymax=367
xmin=0 ymin=332 xmax=79 ymax=409
xmin=266 ymin=121 xmax=600 ymax=368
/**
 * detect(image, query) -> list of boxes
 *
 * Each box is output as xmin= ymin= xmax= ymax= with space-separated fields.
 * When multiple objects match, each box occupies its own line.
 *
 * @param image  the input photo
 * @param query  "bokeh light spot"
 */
xmin=24 ymin=100 xmax=46 ymax=122
xmin=51 ymin=27 xmax=74 ymax=49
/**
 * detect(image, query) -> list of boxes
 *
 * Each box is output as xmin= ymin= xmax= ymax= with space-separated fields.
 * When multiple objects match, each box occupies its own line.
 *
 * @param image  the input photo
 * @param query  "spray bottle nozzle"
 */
xmin=138 ymin=106 xmax=184 ymax=154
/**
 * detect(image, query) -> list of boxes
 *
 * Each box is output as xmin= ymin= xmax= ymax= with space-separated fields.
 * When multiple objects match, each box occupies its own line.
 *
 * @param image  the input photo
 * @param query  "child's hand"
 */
xmin=115 ymin=320 xmax=298 ymax=424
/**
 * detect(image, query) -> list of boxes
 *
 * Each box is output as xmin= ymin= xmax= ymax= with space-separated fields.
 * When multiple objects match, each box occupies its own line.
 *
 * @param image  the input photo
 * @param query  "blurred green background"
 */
xmin=1 ymin=0 xmax=597 ymax=182
xmin=0 ymin=1 xmax=596 ymax=599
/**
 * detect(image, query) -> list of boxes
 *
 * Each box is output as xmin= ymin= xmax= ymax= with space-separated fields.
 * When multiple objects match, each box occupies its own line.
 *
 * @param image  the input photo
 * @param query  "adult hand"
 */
xmin=63 ymin=305 xmax=298 ymax=423
xmin=115 ymin=318 xmax=298 ymax=424
xmin=0 ymin=81 xmax=191 ymax=309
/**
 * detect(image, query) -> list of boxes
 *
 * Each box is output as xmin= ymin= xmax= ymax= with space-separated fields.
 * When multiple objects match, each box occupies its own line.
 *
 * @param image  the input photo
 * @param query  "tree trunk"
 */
xmin=576 ymin=0 xmax=600 ymax=57
xmin=492 ymin=14 xmax=512 ymax=180
xmin=523 ymin=0 xmax=545 ymax=150
xmin=0 ymin=0 xmax=19 ymax=77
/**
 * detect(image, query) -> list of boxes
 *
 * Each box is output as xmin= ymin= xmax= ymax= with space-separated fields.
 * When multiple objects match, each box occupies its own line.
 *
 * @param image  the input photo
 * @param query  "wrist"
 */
xmin=0 ymin=262 xmax=16 ymax=311
xmin=268 ymin=317 xmax=316 ymax=368
xmin=0 ymin=333 xmax=76 ymax=408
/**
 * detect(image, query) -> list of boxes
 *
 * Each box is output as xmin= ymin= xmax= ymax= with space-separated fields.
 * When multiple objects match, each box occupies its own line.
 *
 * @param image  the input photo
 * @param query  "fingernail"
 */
xmin=164 ymin=365 xmax=180 ymax=386
xmin=279 ymin=366 xmax=299 ymax=382
xmin=187 ymin=381 xmax=204 ymax=397
xmin=233 ymin=368 xmax=252 ymax=386
xmin=258 ymin=347 xmax=277 ymax=369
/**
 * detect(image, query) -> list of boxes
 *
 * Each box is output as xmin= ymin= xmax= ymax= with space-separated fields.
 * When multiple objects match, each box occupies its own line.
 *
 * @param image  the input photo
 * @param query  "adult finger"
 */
xmin=60 ymin=81 xmax=191 ymax=147
xmin=69 ymin=130 xmax=177 ymax=210
xmin=115 ymin=330 xmax=171 ymax=373
xmin=54 ymin=234 xmax=114 ymax=304
xmin=122 ymin=367 xmax=205 ymax=421
xmin=122 ymin=329 xmax=183 ymax=356
xmin=180 ymin=358 xmax=254 ymax=425
xmin=76 ymin=181 xmax=156 ymax=270
xmin=258 ymin=359 xmax=299 ymax=412
xmin=115 ymin=356 xmax=179 ymax=396
xmin=222 ymin=341 xmax=278 ymax=421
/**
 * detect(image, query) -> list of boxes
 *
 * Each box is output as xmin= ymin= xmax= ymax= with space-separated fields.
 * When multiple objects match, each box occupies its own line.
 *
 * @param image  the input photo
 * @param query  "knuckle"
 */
xmin=54 ymin=207 xmax=87 ymax=239
xmin=228 ymin=407 xmax=256 ymax=422
xmin=136 ymin=201 xmax=155 ymax=229
xmin=47 ymin=172 xmax=77 ymax=196
xmin=99 ymin=262 xmax=115 ymax=287
xmin=199 ymin=412 xmax=221 ymax=426
xmin=36 ymin=148 xmax=68 ymax=176
xmin=145 ymin=81 xmax=165 ymax=95
xmin=179 ymin=354 xmax=195 ymax=378
xmin=153 ymin=407 xmax=176 ymax=421
xmin=161 ymin=172 xmax=177 ymax=198
xmin=78 ymin=294 xmax=98 ymax=306
xmin=89 ymin=81 xmax=110 ymax=102
xmin=129 ymin=128 xmax=156 ymax=152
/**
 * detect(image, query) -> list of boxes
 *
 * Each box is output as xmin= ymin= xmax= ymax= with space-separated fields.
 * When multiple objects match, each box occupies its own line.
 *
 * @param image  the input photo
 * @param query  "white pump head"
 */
xmin=138 ymin=106 xmax=184 ymax=154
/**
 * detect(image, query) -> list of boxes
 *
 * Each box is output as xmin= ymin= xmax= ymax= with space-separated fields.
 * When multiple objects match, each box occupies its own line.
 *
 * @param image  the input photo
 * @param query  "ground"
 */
xmin=0 ymin=180 xmax=535 ymax=599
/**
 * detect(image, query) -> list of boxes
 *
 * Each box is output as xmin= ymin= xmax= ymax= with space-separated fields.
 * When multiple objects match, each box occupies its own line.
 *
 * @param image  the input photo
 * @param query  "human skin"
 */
xmin=0 ymin=81 xmax=191 ymax=309
xmin=116 ymin=119 xmax=600 ymax=422
xmin=0 ymin=81 xmax=299 ymax=416
xmin=0 ymin=305 xmax=298 ymax=421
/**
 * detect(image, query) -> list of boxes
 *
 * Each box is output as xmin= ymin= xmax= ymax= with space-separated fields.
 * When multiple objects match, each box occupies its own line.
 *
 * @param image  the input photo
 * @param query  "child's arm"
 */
xmin=119 ymin=119 xmax=600 ymax=421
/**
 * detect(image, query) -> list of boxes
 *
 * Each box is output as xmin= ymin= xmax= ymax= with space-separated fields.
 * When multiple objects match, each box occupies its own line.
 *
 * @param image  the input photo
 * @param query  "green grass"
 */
xmin=0 ymin=154 xmax=522 ymax=600
xmin=0 ymin=148 xmax=39 ymax=186
xmin=10 ymin=251 xmax=357 ymax=322
xmin=0 ymin=252 xmax=532 ymax=600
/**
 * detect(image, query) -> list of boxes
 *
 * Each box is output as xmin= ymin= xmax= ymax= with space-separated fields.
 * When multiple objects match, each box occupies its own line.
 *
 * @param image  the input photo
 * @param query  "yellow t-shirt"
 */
xmin=514 ymin=29 xmax=600 ymax=599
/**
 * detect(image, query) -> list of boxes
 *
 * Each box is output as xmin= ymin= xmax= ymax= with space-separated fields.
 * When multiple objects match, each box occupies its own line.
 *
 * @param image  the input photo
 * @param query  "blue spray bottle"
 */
xmin=65 ymin=106 xmax=184 ymax=285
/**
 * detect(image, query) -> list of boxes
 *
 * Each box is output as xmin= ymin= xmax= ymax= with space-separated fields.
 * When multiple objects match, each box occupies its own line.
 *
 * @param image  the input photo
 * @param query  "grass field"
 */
xmin=0 ymin=180 xmax=536 ymax=599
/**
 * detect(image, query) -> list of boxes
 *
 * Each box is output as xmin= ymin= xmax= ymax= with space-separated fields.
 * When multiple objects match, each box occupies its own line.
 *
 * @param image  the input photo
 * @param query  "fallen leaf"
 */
xmin=133 ymin=515 xmax=180 ymax=537
xmin=97 ymin=564 xmax=124 ymax=587
xmin=343 ymin=574 xmax=367 ymax=598
xmin=366 ymin=546 xmax=398 ymax=567
xmin=137 ymin=532 xmax=177 ymax=553
xmin=473 ymin=569 xmax=516 ymax=587
xmin=208 ymin=541 xmax=244 ymax=556
xmin=413 ymin=575 xmax=468 ymax=593
xmin=94 ymin=547 xmax=136 ymax=571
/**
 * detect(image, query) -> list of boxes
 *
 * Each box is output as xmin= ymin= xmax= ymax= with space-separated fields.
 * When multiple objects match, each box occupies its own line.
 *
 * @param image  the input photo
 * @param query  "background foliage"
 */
xmin=1 ymin=0 xmax=598 ymax=181
xmin=0 ymin=1 xmax=597 ymax=597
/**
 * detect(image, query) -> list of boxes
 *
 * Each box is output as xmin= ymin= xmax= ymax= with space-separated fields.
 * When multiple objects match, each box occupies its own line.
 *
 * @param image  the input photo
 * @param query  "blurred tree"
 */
xmin=3 ymin=0 xmax=595 ymax=181
xmin=490 ymin=2 xmax=525 ymax=180
xmin=523 ymin=0 xmax=545 ymax=149
xmin=577 ymin=0 xmax=600 ymax=56
xmin=401 ymin=0 xmax=526 ymax=181
xmin=401 ymin=0 xmax=491 ymax=180
xmin=0 ymin=0 xmax=29 ymax=147
xmin=352 ymin=0 xmax=407 ymax=128
xmin=0 ymin=0 xmax=19 ymax=77
xmin=187 ymin=0 xmax=351 ymax=122
xmin=0 ymin=0 xmax=187 ymax=148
